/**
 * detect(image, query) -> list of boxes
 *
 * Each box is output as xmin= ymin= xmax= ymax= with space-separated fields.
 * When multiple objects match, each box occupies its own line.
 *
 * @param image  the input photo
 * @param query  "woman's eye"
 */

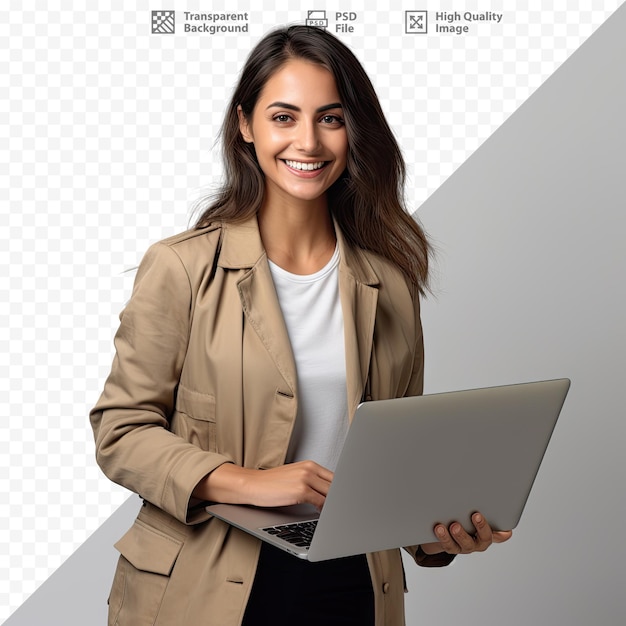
xmin=321 ymin=115 xmax=344 ymax=125
xmin=273 ymin=114 xmax=292 ymax=123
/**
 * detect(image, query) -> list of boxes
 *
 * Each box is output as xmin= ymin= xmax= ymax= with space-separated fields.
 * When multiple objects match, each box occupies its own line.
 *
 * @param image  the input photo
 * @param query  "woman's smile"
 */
xmin=283 ymin=159 xmax=327 ymax=171
xmin=281 ymin=159 xmax=331 ymax=178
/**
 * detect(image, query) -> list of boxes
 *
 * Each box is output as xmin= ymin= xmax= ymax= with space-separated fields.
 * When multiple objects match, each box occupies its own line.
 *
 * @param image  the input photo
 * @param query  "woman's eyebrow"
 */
xmin=265 ymin=101 xmax=343 ymax=113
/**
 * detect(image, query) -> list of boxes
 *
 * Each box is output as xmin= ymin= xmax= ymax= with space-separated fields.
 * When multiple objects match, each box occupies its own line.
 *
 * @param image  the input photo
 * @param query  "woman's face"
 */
xmin=238 ymin=58 xmax=348 ymax=207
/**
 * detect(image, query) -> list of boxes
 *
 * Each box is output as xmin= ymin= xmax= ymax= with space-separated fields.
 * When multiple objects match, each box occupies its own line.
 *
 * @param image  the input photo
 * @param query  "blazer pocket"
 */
xmin=109 ymin=519 xmax=183 ymax=626
xmin=171 ymin=385 xmax=217 ymax=452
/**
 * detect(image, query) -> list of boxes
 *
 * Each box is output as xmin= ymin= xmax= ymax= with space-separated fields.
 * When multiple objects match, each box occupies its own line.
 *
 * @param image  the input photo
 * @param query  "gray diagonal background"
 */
xmin=409 ymin=3 xmax=626 ymax=625
xmin=5 ymin=3 xmax=626 ymax=625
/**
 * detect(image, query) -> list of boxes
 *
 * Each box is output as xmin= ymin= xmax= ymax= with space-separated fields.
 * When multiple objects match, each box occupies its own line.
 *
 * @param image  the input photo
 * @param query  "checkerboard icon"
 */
xmin=152 ymin=10 xmax=175 ymax=34
xmin=405 ymin=11 xmax=428 ymax=34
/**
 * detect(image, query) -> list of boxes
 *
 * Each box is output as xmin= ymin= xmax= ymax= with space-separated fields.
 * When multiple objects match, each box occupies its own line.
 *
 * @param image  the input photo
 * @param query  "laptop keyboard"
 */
xmin=261 ymin=520 xmax=318 ymax=549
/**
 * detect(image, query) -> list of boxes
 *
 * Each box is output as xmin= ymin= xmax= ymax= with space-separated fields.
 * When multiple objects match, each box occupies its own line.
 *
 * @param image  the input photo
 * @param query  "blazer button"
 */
xmin=382 ymin=582 xmax=390 ymax=594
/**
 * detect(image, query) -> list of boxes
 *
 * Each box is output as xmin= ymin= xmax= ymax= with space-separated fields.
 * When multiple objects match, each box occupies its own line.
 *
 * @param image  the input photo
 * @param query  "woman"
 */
xmin=90 ymin=25 xmax=511 ymax=626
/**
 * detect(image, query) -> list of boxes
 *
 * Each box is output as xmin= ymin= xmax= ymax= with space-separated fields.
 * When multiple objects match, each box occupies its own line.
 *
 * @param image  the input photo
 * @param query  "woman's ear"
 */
xmin=237 ymin=105 xmax=253 ymax=143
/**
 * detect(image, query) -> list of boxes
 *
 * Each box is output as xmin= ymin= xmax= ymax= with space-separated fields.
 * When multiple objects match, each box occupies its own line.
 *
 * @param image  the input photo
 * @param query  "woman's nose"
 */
xmin=294 ymin=120 xmax=320 ymax=153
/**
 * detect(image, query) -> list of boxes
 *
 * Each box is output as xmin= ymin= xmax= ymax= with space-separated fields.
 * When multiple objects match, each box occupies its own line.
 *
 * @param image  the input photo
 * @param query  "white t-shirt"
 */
xmin=268 ymin=245 xmax=348 ymax=471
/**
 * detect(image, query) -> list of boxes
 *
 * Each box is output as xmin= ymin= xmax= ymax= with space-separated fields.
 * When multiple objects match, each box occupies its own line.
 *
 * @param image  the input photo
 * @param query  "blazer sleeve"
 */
xmin=89 ymin=241 xmax=231 ymax=525
xmin=403 ymin=288 xmax=456 ymax=567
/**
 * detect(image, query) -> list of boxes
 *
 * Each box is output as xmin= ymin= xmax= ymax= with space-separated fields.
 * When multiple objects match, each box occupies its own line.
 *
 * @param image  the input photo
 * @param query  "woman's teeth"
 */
xmin=284 ymin=160 xmax=326 ymax=171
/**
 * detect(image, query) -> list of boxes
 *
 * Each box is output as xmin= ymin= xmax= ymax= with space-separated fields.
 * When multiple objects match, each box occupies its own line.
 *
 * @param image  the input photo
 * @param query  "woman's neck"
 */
xmin=258 ymin=196 xmax=336 ymax=275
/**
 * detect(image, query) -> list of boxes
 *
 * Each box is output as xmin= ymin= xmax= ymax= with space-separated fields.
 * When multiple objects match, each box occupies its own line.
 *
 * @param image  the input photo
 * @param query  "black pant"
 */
xmin=242 ymin=542 xmax=375 ymax=626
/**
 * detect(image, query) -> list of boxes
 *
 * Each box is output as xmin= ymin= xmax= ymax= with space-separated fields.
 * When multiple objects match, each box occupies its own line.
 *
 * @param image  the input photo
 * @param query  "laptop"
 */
xmin=206 ymin=378 xmax=570 ymax=561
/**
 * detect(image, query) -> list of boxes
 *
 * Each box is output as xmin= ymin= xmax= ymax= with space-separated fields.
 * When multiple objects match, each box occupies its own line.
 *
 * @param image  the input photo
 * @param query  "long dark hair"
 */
xmin=193 ymin=25 xmax=431 ymax=293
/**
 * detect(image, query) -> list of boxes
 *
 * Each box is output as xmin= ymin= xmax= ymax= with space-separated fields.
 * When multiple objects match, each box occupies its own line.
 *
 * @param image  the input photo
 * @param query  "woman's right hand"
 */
xmin=193 ymin=461 xmax=334 ymax=511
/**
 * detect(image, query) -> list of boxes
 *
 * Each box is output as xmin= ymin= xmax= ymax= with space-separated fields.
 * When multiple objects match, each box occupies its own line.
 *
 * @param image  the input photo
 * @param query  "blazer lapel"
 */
xmin=237 ymin=260 xmax=298 ymax=396
xmin=219 ymin=217 xmax=298 ymax=397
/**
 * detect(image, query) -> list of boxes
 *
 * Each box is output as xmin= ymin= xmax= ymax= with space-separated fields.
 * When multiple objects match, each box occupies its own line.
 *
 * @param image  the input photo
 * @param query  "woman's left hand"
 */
xmin=419 ymin=512 xmax=513 ymax=556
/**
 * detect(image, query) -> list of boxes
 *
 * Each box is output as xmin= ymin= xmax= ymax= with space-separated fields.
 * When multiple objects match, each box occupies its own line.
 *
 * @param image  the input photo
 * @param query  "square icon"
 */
xmin=152 ymin=10 xmax=175 ymax=34
xmin=405 ymin=11 xmax=427 ymax=34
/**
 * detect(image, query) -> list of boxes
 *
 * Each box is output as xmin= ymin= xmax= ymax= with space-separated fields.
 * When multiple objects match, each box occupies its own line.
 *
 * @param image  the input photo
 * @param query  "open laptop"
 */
xmin=206 ymin=378 xmax=570 ymax=561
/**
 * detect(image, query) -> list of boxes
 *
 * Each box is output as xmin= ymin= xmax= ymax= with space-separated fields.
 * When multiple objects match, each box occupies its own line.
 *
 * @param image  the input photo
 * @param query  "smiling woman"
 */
xmin=90 ymin=24 xmax=511 ymax=626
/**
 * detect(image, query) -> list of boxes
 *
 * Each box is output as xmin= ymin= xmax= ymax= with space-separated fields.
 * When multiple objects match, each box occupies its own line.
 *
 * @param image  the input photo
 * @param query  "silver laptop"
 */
xmin=206 ymin=378 xmax=570 ymax=562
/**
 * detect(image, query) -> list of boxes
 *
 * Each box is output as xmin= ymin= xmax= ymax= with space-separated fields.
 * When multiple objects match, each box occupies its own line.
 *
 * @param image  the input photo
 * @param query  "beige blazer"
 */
xmin=90 ymin=216 xmax=452 ymax=626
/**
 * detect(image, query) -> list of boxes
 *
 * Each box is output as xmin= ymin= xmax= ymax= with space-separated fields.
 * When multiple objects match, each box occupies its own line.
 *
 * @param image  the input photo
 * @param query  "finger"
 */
xmin=293 ymin=460 xmax=333 ymax=483
xmin=492 ymin=530 xmax=513 ymax=543
xmin=306 ymin=489 xmax=327 ymax=512
xmin=307 ymin=477 xmax=334 ymax=510
xmin=314 ymin=463 xmax=334 ymax=484
xmin=434 ymin=524 xmax=463 ymax=554
xmin=448 ymin=522 xmax=479 ymax=553
xmin=295 ymin=461 xmax=333 ymax=496
xmin=311 ymin=467 xmax=334 ymax=494
xmin=471 ymin=513 xmax=494 ymax=551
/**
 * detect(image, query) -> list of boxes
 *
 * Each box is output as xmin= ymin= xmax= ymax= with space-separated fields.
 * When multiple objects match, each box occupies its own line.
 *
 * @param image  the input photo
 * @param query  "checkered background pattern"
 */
xmin=0 ymin=0 xmax=620 ymax=620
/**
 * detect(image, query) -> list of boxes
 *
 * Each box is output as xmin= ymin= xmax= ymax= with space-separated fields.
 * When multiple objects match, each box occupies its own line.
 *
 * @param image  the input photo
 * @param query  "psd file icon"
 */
xmin=306 ymin=10 xmax=328 ymax=30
